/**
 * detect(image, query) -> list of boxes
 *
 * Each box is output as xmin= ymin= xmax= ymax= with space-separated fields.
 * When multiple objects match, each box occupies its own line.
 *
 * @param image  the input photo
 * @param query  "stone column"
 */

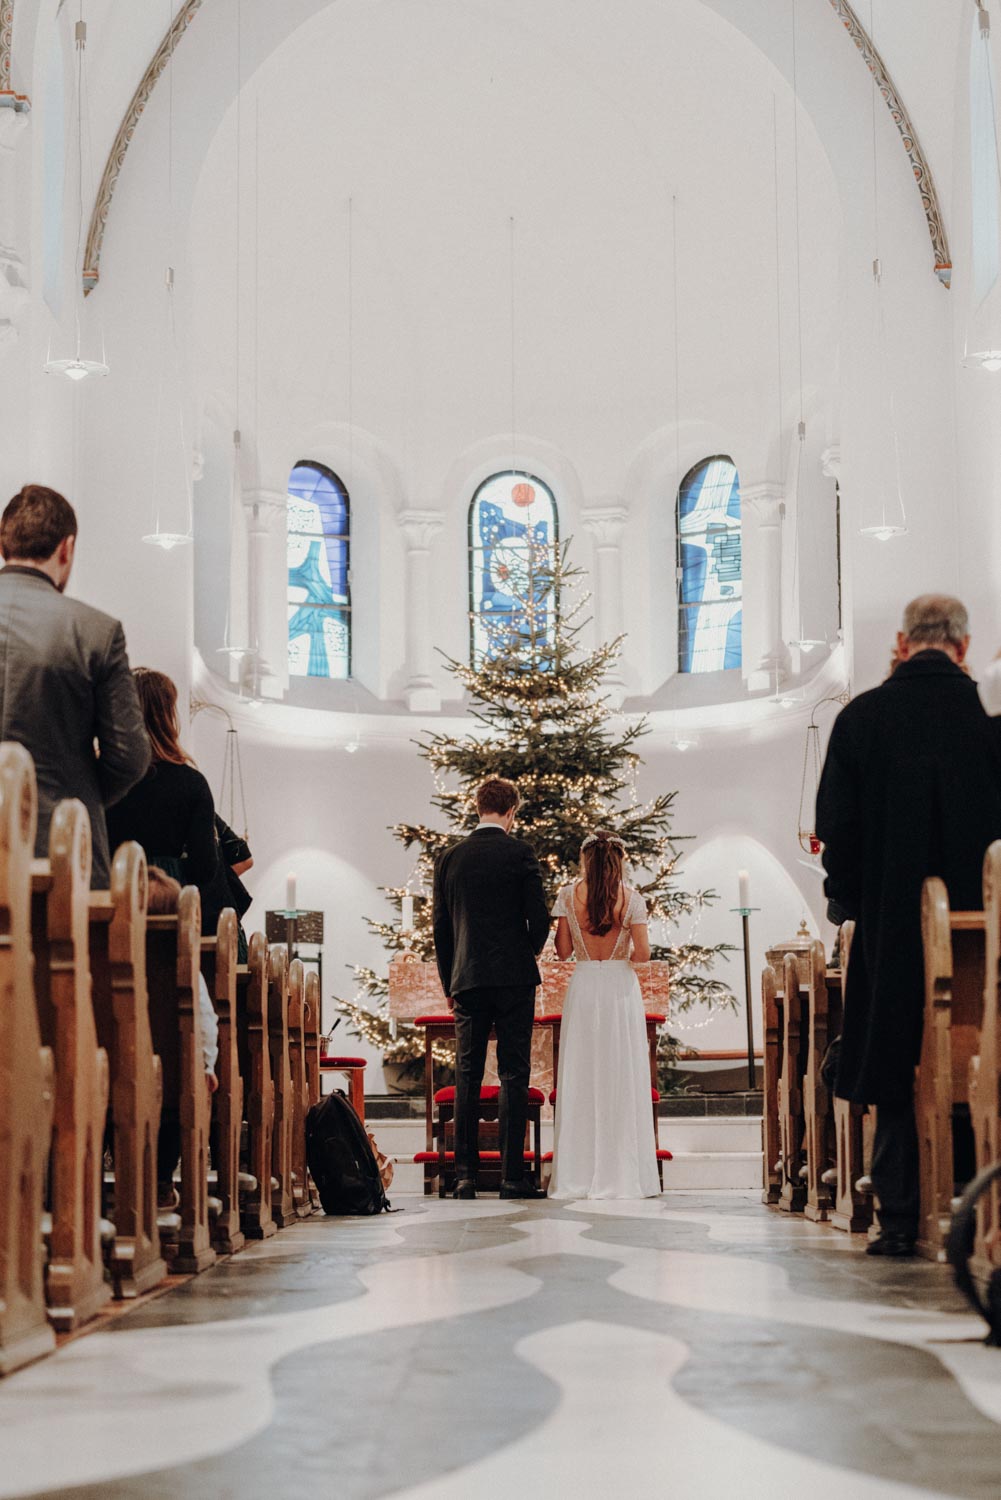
xmin=741 ymin=482 xmax=785 ymax=692
xmin=582 ymin=503 xmax=628 ymax=703
xmin=399 ymin=508 xmax=444 ymax=712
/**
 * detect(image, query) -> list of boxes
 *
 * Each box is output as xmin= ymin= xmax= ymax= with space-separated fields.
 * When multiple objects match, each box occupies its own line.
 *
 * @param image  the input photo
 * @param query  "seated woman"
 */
xmin=107 ymin=668 xmax=224 ymax=934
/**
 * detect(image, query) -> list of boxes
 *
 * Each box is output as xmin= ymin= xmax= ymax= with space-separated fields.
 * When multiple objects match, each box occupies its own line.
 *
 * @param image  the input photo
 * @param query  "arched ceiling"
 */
xmin=3 ymin=3 xmax=965 ymax=288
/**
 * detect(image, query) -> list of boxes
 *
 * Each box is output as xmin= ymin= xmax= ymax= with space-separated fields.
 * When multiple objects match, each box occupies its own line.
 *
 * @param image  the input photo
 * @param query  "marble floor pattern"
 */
xmin=3 ymin=1195 xmax=1001 ymax=1499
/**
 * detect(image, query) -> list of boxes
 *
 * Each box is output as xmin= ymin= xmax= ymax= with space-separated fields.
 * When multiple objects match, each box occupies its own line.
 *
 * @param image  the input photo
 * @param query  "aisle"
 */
xmin=3 ymin=1194 xmax=1001 ymax=1500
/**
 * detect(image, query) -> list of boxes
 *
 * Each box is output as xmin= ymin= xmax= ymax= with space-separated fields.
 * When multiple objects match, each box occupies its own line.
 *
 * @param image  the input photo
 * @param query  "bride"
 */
xmin=548 ymin=830 xmax=661 ymax=1200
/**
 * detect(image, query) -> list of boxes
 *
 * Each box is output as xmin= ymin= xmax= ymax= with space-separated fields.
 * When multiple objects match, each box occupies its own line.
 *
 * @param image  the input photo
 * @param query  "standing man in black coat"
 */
xmin=433 ymin=776 xmax=551 ymax=1199
xmin=816 ymin=594 xmax=1001 ymax=1256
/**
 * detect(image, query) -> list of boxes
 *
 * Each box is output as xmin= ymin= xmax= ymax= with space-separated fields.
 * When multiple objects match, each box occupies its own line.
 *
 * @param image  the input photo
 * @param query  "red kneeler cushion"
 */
xmin=319 ymin=1056 xmax=367 ymax=1068
xmin=549 ymin=1087 xmax=661 ymax=1105
xmin=434 ymin=1085 xmax=545 ymax=1105
xmin=415 ymin=1150 xmax=541 ymax=1164
xmin=413 ymin=1015 xmax=454 ymax=1026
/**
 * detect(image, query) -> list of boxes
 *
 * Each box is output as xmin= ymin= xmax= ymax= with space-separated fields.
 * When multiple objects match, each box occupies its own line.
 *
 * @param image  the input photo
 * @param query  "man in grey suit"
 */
xmin=433 ymin=776 xmax=551 ymax=1199
xmin=0 ymin=484 xmax=150 ymax=887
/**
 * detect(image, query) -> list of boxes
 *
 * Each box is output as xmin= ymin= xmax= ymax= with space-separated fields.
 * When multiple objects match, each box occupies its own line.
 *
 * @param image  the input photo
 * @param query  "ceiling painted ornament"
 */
xmin=826 ymin=0 xmax=951 ymax=286
xmin=82 ymin=0 xmax=203 ymax=292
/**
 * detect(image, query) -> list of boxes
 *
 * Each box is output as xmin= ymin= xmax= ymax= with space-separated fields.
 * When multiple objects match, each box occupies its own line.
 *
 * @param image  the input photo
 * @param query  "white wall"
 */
xmin=3 ymin=0 xmax=992 ymax=1087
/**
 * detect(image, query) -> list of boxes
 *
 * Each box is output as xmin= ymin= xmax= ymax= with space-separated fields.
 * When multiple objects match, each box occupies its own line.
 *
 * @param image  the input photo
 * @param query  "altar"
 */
xmin=388 ymin=953 xmax=672 ymax=1193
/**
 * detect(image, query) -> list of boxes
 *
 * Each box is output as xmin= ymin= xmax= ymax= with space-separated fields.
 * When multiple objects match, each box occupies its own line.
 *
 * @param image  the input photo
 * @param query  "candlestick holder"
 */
xmin=730 ymin=905 xmax=762 ymax=1090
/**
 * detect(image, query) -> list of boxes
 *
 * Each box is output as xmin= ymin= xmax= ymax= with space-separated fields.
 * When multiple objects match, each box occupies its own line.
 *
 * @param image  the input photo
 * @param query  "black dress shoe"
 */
xmin=499 ymin=1180 xmax=547 ymax=1200
xmin=866 ymin=1231 xmax=916 ymax=1257
xmin=453 ymin=1180 xmax=477 ymax=1200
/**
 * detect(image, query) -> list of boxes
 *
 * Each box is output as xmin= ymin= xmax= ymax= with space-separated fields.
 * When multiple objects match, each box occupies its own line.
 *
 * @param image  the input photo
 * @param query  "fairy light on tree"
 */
xmin=335 ymin=542 xmax=734 ymax=1069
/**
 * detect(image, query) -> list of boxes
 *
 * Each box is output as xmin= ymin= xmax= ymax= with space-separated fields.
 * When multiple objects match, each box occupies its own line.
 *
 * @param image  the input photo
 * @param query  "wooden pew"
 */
xmin=304 ymin=969 xmax=321 ymax=1211
xmin=918 ymin=877 xmax=986 ymax=1262
xmin=268 ymin=944 xmax=296 ymax=1228
xmin=201 ymin=909 xmax=245 ymax=1256
xmin=146 ymin=890 xmax=216 ymax=1274
xmin=802 ymin=941 xmax=835 ymax=1222
xmin=0 ymin=745 xmax=56 ymax=1374
xmin=761 ymin=963 xmax=782 ymax=1205
xmin=972 ymin=841 xmax=1001 ymax=1286
xmin=287 ymin=960 xmax=312 ymax=1219
xmin=241 ymin=931 xmax=276 ymax=1240
xmin=31 ymin=799 xmax=110 ymax=1331
xmin=88 ymin=841 xmax=166 ymax=1298
xmin=761 ymin=931 xmax=815 ymax=1207
xmin=823 ymin=921 xmax=872 ymax=1232
xmin=777 ymin=952 xmax=808 ymax=1213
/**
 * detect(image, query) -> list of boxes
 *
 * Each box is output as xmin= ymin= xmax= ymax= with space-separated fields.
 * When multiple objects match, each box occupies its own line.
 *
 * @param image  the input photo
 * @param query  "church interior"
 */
xmin=4 ymin=1 xmax=1001 ymax=1495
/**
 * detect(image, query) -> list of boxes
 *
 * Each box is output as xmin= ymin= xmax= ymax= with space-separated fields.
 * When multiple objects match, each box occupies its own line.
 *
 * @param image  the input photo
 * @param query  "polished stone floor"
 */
xmin=3 ymin=1193 xmax=1001 ymax=1499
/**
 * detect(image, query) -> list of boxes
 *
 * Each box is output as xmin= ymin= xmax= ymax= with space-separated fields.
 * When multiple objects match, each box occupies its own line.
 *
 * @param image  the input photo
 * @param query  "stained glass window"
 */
xmin=677 ymin=456 xmax=742 ymax=674
xmin=287 ymin=461 xmax=350 ymax=680
xmin=468 ymin=472 xmax=558 ymax=667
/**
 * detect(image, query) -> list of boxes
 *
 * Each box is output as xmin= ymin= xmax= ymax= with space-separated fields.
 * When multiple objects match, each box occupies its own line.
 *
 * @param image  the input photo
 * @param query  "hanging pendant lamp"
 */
xmin=44 ymin=9 xmax=109 ymax=380
xmin=963 ymin=4 xmax=1001 ymax=371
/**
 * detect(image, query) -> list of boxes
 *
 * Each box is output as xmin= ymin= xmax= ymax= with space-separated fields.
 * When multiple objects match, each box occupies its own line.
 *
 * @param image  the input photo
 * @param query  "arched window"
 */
xmin=677 ymin=456 xmax=742 ymax=674
xmin=468 ymin=471 xmax=558 ymax=667
xmin=287 ymin=461 xmax=350 ymax=680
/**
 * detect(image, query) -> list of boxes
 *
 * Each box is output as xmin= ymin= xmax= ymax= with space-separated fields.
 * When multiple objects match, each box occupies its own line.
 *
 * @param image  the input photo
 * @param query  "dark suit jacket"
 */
xmin=432 ymin=827 xmax=551 ymax=996
xmin=0 ymin=566 xmax=150 ymax=887
xmin=816 ymin=651 xmax=1001 ymax=1105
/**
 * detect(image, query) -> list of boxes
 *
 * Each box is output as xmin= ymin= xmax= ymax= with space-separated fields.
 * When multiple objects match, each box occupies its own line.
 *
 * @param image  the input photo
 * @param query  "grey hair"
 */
xmin=902 ymin=594 xmax=970 ymax=647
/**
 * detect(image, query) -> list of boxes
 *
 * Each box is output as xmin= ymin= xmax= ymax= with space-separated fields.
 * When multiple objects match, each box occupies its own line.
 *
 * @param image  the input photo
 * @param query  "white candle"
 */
xmin=286 ymin=873 xmax=297 ymax=915
xmin=738 ymin=869 xmax=750 ymax=910
xmin=401 ymin=894 xmax=415 ymax=930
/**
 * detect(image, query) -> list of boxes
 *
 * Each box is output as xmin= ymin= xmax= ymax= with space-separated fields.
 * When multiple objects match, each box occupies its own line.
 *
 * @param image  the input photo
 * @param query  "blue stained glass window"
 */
xmin=468 ymin=472 xmax=558 ymax=667
xmin=677 ymin=456 xmax=742 ymax=674
xmin=287 ymin=461 xmax=350 ymax=680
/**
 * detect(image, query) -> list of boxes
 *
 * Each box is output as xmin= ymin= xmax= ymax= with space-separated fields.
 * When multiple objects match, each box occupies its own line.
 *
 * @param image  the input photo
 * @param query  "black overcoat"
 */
xmin=815 ymin=651 xmax=1001 ymax=1105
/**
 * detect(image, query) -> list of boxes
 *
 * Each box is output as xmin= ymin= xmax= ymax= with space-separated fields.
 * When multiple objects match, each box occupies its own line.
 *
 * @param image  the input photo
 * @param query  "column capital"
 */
xmin=820 ymin=445 xmax=842 ymax=479
xmin=581 ymin=504 xmax=628 ymax=547
xmin=242 ymin=489 xmax=287 ymax=533
xmin=398 ymin=508 xmax=444 ymax=551
xmin=742 ymin=482 xmax=785 ymax=526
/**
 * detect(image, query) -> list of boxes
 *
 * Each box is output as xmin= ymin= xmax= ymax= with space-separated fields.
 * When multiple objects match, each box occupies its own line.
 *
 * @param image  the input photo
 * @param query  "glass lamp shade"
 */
xmin=962 ymin=349 xmax=1001 ymax=372
xmin=43 ymin=356 xmax=109 ymax=381
xmin=859 ymin=524 xmax=907 ymax=541
xmin=141 ymin=531 xmax=193 ymax=551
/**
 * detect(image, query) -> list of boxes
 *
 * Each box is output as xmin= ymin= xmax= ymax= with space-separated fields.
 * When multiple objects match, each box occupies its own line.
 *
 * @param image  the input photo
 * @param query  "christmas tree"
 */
xmin=335 ymin=538 xmax=734 ymax=1071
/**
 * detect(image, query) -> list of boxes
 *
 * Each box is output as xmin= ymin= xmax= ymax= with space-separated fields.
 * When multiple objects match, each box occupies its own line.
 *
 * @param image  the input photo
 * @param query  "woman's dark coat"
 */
xmin=815 ymin=651 xmax=1001 ymax=1105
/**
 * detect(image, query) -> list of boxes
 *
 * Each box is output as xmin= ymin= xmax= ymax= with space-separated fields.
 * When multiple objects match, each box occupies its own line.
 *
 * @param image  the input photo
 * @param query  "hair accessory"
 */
xmin=581 ymin=832 xmax=625 ymax=852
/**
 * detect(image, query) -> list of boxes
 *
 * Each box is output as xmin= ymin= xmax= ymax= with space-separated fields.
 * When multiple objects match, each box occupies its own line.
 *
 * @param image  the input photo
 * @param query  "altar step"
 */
xmin=368 ymin=1115 xmax=762 ymax=1194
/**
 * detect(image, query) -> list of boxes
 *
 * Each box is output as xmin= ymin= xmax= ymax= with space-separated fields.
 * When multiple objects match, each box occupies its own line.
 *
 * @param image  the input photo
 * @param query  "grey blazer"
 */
xmin=0 ymin=566 xmax=150 ymax=886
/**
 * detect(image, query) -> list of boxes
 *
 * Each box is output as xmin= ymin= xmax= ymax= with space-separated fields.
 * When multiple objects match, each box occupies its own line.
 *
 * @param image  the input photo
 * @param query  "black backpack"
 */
xmin=305 ymin=1090 xmax=391 ymax=1216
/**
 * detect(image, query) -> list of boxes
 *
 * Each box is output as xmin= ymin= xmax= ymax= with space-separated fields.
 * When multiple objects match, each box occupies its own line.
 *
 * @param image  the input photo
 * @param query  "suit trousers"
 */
xmin=870 ymin=1094 xmax=919 ymax=1238
xmin=453 ymin=985 xmax=536 ymax=1183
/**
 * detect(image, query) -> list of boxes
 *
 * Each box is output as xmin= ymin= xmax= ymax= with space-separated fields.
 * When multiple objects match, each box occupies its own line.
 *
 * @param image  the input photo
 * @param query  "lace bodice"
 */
xmin=553 ymin=883 xmax=647 ymax=962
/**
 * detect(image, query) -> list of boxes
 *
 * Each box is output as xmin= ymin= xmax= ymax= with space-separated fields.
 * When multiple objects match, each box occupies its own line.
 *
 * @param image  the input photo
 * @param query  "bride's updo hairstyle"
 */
xmin=580 ymin=830 xmax=626 ymax=936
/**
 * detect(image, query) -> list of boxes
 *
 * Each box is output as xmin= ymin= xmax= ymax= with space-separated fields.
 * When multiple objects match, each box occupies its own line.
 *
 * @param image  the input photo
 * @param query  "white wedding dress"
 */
xmin=548 ymin=884 xmax=661 ymax=1200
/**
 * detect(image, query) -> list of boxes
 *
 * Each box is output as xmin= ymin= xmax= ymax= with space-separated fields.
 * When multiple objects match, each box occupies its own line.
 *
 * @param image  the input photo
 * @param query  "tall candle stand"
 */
xmin=730 ymin=904 xmax=761 ymax=1091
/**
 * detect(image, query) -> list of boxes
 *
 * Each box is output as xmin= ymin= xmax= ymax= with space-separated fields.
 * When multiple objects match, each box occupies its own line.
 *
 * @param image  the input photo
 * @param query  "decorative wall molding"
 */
xmin=0 ymin=0 xmax=13 ymax=92
xmin=0 ymin=0 xmax=28 ymax=112
xmin=826 ymin=0 xmax=951 ymax=286
xmin=82 ymin=0 xmax=202 ymax=293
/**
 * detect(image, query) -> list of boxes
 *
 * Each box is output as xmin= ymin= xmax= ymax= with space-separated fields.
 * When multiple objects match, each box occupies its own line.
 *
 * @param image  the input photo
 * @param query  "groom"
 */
xmin=432 ymin=776 xmax=551 ymax=1199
